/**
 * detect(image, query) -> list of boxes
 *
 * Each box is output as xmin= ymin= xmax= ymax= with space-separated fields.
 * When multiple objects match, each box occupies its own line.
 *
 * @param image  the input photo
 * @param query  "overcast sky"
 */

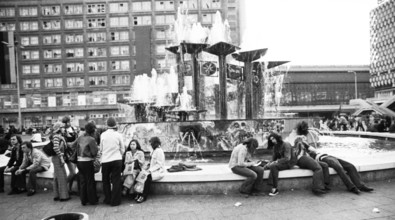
xmin=239 ymin=0 xmax=378 ymax=65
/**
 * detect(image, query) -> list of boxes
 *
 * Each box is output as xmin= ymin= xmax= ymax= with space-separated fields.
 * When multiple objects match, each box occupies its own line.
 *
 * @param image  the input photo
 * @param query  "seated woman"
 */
xmin=229 ymin=138 xmax=264 ymax=197
xmin=266 ymin=133 xmax=297 ymax=196
xmin=3 ymin=135 xmax=26 ymax=195
xmin=134 ymin=137 xmax=165 ymax=203
xmin=15 ymin=141 xmax=51 ymax=196
xmin=303 ymin=141 xmax=374 ymax=194
xmin=122 ymin=139 xmax=145 ymax=197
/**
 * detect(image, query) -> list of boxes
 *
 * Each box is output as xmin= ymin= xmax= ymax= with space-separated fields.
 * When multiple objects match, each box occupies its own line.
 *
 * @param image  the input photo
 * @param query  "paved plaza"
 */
xmin=0 ymin=178 xmax=394 ymax=220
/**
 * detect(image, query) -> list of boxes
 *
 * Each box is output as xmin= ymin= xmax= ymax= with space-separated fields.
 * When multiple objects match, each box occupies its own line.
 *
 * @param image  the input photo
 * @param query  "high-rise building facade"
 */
xmin=370 ymin=0 xmax=395 ymax=98
xmin=0 ymin=0 xmax=239 ymax=128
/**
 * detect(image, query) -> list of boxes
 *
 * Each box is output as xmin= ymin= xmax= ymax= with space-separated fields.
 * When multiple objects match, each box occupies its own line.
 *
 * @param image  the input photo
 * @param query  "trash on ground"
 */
xmin=234 ymin=202 xmax=242 ymax=207
xmin=372 ymin=208 xmax=380 ymax=213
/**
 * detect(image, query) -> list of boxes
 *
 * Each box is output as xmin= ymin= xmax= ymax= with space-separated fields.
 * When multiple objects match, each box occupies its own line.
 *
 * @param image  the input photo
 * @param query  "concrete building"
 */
xmin=0 ymin=0 xmax=239 ymax=129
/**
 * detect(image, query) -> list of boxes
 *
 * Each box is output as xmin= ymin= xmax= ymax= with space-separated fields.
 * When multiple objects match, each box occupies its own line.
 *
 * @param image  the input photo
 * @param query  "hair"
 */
xmin=84 ymin=122 xmax=96 ymax=135
xmin=126 ymin=139 xmax=143 ymax=152
xmin=267 ymin=132 xmax=283 ymax=150
xmin=21 ymin=141 xmax=33 ymax=150
xmin=296 ymin=121 xmax=309 ymax=136
xmin=10 ymin=134 xmax=22 ymax=144
xmin=149 ymin=136 xmax=161 ymax=150
xmin=242 ymin=138 xmax=258 ymax=155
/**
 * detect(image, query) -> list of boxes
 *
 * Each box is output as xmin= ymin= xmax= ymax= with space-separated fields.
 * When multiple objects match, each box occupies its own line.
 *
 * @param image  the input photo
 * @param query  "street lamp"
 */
xmin=348 ymin=71 xmax=358 ymax=99
xmin=2 ymin=40 xmax=23 ymax=131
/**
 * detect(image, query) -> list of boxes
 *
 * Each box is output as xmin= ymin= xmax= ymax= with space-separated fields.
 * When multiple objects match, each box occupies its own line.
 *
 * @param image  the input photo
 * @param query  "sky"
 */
xmin=239 ymin=0 xmax=378 ymax=65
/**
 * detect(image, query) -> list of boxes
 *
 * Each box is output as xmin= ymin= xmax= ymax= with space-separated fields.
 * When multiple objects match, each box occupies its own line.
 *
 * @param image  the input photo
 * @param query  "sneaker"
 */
xmin=269 ymin=188 xmax=279 ymax=196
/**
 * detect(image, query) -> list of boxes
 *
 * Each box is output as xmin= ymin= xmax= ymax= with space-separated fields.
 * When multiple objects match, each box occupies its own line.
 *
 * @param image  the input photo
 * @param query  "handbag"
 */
xmin=134 ymin=169 xmax=149 ymax=193
xmin=42 ymin=141 xmax=56 ymax=156
xmin=93 ymin=159 xmax=101 ymax=173
xmin=69 ymin=146 xmax=78 ymax=164
xmin=123 ymin=162 xmax=135 ymax=176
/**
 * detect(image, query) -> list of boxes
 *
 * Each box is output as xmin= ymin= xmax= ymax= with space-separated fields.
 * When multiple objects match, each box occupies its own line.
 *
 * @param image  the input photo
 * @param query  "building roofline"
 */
xmin=288 ymin=65 xmax=369 ymax=72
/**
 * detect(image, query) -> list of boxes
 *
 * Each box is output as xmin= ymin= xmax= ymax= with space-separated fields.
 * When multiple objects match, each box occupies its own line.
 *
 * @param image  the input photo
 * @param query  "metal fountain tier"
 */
xmin=166 ymin=42 xmax=208 ymax=120
xmin=204 ymin=42 xmax=240 ymax=119
xmin=232 ymin=48 xmax=268 ymax=119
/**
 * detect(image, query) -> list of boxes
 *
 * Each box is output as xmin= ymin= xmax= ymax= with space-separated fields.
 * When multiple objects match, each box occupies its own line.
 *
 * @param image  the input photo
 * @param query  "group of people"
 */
xmin=230 ymin=121 xmax=374 ymax=197
xmin=0 ymin=116 xmax=166 ymax=207
xmin=320 ymin=114 xmax=395 ymax=133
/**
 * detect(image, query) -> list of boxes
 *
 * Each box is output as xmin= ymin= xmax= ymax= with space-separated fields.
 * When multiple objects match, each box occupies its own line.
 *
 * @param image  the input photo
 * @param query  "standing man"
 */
xmin=99 ymin=117 xmax=125 ymax=206
xmin=61 ymin=116 xmax=78 ymax=194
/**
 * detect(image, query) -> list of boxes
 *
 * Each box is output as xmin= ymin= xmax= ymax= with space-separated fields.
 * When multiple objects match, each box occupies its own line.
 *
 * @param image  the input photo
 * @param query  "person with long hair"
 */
xmin=72 ymin=122 xmax=99 ymax=206
xmin=229 ymin=138 xmax=264 ymax=196
xmin=122 ymin=139 xmax=145 ymax=197
xmin=15 ymin=141 xmax=51 ymax=196
xmin=135 ymin=136 xmax=165 ymax=203
xmin=266 ymin=132 xmax=297 ymax=196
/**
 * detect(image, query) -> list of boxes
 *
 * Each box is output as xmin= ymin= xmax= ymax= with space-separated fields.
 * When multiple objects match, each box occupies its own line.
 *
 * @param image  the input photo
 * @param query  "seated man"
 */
xmin=4 ymin=135 xmax=26 ymax=195
xmin=15 ymin=141 xmax=51 ymax=196
xmin=299 ymin=137 xmax=374 ymax=194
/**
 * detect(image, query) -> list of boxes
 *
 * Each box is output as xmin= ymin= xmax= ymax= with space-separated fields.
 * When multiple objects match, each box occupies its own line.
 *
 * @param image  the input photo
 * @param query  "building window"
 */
xmin=43 ymin=34 xmax=61 ymax=45
xmin=111 ymin=60 xmax=129 ymax=71
xmin=0 ymin=8 xmax=15 ymax=17
xmin=66 ymin=48 xmax=84 ymax=58
xmin=45 ymin=78 xmax=63 ymax=88
xmin=156 ymin=29 xmax=167 ymax=39
xmin=201 ymin=0 xmax=221 ymax=9
xmin=110 ymin=46 xmax=129 ymax=56
xmin=22 ymin=65 xmax=40 ymax=75
xmin=155 ymin=1 xmax=174 ymax=11
xmin=179 ymin=0 xmax=198 ymax=9
xmin=87 ymin=18 xmax=106 ymax=28
xmin=67 ymin=77 xmax=85 ymax=87
xmin=87 ymin=32 xmax=106 ymax=43
xmin=42 ymin=6 xmax=60 ymax=16
xmin=133 ymin=16 xmax=151 ymax=25
xmin=87 ymin=4 xmax=106 ymax=14
xmin=202 ymin=13 xmax=215 ymax=24
xmin=23 ymin=79 xmax=40 ymax=89
xmin=111 ymin=75 xmax=130 ymax=85
xmin=64 ymin=5 xmax=83 ymax=15
xmin=20 ymin=36 xmax=39 ymax=46
xmin=89 ymin=76 xmax=107 ymax=86
xmin=65 ymin=19 xmax=83 ymax=29
xmin=44 ymin=64 xmax=62 ymax=74
xmin=110 ymin=17 xmax=129 ymax=27
xmin=156 ymin=44 xmax=166 ymax=54
xmin=19 ymin=7 xmax=38 ymax=17
xmin=43 ymin=49 xmax=62 ymax=59
xmin=21 ymin=50 xmax=39 ymax=60
xmin=0 ymin=23 xmax=15 ymax=31
xmin=66 ymin=63 xmax=84 ymax=73
xmin=88 ymin=47 xmax=107 ymax=57
xmin=42 ymin=20 xmax=61 ymax=30
xmin=110 ymin=31 xmax=129 ymax=41
xmin=88 ymin=61 xmax=107 ymax=72
xmin=20 ymin=22 xmax=38 ymax=31
xmin=110 ymin=2 xmax=129 ymax=13
xmin=132 ymin=2 xmax=152 ymax=11
xmin=65 ymin=34 xmax=83 ymax=44
xmin=155 ymin=15 xmax=175 ymax=25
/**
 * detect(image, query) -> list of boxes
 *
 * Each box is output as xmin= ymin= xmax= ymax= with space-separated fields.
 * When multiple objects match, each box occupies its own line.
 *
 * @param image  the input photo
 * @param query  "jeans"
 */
xmin=10 ymin=166 xmax=26 ymax=190
xmin=77 ymin=161 xmax=98 ymax=205
xmin=232 ymin=166 xmax=264 ymax=194
xmin=321 ymin=156 xmax=363 ymax=190
xmin=102 ymin=160 xmax=122 ymax=206
xmin=267 ymin=162 xmax=291 ymax=188
xmin=318 ymin=161 xmax=330 ymax=186
xmin=297 ymin=156 xmax=325 ymax=190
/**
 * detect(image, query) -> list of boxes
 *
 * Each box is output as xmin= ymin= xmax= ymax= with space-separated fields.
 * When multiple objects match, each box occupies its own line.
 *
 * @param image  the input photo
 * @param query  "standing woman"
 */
xmin=72 ymin=122 xmax=99 ymax=205
xmin=51 ymin=122 xmax=70 ymax=201
xmin=122 ymin=139 xmax=145 ymax=196
xmin=99 ymin=117 xmax=125 ymax=206
xmin=135 ymin=136 xmax=165 ymax=203
xmin=229 ymin=138 xmax=264 ymax=196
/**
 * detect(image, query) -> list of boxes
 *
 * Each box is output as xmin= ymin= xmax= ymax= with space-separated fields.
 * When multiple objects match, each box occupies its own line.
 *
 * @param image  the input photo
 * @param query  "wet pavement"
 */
xmin=1 ymin=178 xmax=395 ymax=220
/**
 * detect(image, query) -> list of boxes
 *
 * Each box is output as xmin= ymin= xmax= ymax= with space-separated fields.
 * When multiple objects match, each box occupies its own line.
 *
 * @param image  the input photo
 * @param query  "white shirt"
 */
xmin=99 ymin=129 xmax=125 ymax=163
